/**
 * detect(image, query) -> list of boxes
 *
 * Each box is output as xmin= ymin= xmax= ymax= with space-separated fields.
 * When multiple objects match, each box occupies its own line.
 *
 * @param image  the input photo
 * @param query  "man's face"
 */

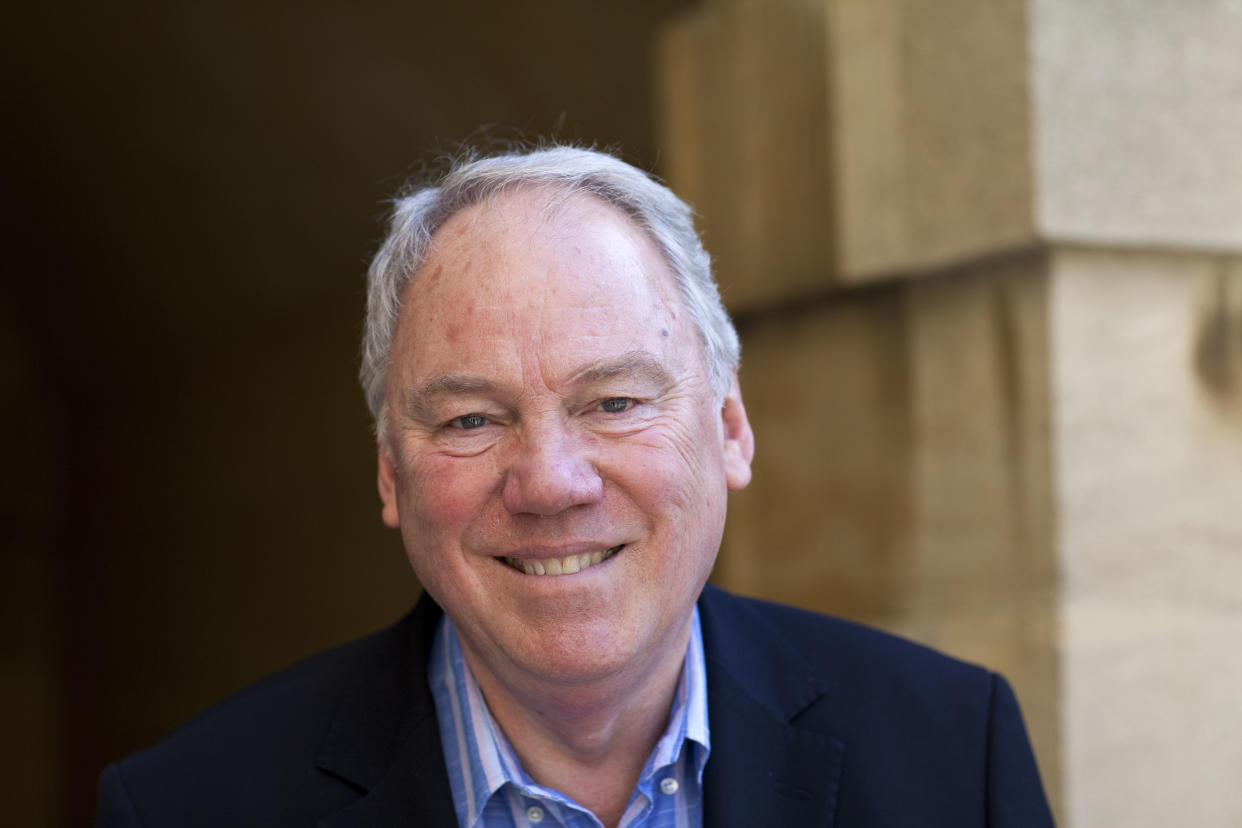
xmin=378 ymin=187 xmax=753 ymax=691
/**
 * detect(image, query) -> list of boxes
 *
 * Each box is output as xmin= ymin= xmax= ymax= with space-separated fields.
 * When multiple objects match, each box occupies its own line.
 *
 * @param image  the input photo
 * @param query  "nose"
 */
xmin=502 ymin=417 xmax=604 ymax=516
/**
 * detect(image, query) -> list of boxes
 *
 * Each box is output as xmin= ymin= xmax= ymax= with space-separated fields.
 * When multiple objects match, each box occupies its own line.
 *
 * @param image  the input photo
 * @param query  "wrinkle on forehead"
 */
xmin=434 ymin=186 xmax=674 ymax=301
xmin=391 ymin=183 xmax=699 ymax=404
xmin=439 ymin=190 xmax=677 ymax=309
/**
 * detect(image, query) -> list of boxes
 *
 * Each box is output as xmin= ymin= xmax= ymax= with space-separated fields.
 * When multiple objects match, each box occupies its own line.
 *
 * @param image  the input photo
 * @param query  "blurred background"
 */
xmin=4 ymin=0 xmax=1240 ymax=825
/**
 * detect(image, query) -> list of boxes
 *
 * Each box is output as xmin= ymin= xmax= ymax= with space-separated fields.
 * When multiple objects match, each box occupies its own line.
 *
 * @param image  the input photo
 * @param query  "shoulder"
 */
xmin=140 ymin=615 xmax=408 ymax=761
xmin=698 ymin=584 xmax=998 ymax=766
xmin=98 ymin=605 xmax=431 ymax=824
xmin=698 ymin=583 xmax=990 ymax=693
xmin=697 ymin=585 xmax=1053 ymax=826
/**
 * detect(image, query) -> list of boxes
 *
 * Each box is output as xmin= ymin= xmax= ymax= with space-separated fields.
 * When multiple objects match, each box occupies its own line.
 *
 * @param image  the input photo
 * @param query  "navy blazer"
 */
xmin=97 ymin=585 xmax=1054 ymax=826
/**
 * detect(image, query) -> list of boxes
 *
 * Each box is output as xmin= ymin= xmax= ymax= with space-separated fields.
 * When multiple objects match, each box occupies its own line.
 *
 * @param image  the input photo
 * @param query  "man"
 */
xmin=97 ymin=145 xmax=1054 ymax=826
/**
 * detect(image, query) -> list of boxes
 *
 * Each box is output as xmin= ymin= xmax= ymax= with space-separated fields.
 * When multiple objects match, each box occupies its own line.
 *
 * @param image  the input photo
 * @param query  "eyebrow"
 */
xmin=403 ymin=352 xmax=675 ymax=423
xmin=403 ymin=375 xmax=499 ymax=424
xmin=565 ymin=352 xmax=676 ymax=390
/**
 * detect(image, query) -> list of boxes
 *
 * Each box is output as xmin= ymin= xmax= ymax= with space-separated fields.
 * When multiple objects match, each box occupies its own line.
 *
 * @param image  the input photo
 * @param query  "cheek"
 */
xmin=644 ymin=412 xmax=726 ymax=485
xmin=611 ymin=428 xmax=725 ymax=523
xmin=404 ymin=453 xmax=502 ymax=539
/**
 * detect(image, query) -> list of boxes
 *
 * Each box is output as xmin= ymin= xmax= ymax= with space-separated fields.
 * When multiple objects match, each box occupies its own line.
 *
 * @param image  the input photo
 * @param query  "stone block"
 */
xmin=719 ymin=283 xmax=914 ymax=617
xmin=661 ymin=0 xmax=1038 ymax=293
xmin=902 ymin=254 xmax=1060 ymax=811
xmin=657 ymin=0 xmax=835 ymax=311
xmin=1049 ymin=248 xmax=1242 ymax=825
xmin=720 ymin=254 xmax=1061 ymax=812
xmin=828 ymin=0 xmax=1037 ymax=280
xmin=661 ymin=0 xmax=1242 ymax=294
xmin=1032 ymin=0 xmax=1242 ymax=249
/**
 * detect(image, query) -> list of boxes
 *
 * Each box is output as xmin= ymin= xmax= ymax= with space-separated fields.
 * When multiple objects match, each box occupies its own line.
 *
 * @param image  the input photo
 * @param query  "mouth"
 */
xmin=500 ymin=544 xmax=623 ymax=576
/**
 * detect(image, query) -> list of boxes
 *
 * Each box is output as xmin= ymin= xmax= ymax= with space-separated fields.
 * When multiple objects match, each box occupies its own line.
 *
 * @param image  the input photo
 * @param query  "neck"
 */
xmin=459 ymin=619 xmax=692 ymax=828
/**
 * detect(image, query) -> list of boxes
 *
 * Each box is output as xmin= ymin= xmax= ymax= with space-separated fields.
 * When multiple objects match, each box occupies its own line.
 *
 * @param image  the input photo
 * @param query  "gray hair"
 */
xmin=360 ymin=144 xmax=740 ymax=442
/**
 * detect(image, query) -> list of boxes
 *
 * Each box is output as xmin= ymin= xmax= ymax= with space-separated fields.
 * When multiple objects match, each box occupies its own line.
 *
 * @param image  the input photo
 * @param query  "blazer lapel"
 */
xmin=315 ymin=594 xmax=458 ymax=827
xmin=699 ymin=586 xmax=845 ymax=828
xmin=317 ymin=713 xmax=456 ymax=827
xmin=309 ymin=586 xmax=846 ymax=826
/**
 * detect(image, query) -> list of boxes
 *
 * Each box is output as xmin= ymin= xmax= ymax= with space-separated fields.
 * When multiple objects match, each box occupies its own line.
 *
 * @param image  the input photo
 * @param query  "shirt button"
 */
xmin=659 ymin=777 xmax=680 ymax=796
xmin=526 ymin=805 xmax=545 ymax=823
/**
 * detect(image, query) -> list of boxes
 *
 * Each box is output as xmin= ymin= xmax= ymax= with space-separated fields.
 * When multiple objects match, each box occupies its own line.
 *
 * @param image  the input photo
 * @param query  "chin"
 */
xmin=507 ymin=626 xmax=646 ymax=686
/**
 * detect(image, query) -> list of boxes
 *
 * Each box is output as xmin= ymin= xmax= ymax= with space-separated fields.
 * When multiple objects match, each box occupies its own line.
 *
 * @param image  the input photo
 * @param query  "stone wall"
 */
xmin=658 ymin=0 xmax=1242 ymax=823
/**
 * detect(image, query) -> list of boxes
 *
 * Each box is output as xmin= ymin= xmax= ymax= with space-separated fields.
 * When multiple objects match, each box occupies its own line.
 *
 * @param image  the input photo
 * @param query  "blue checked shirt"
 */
xmin=428 ymin=609 xmax=711 ymax=828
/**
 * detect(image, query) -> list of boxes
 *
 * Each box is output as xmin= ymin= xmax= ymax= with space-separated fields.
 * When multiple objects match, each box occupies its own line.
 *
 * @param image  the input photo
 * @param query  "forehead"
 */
xmin=390 ymin=187 xmax=696 ymax=380
xmin=423 ymin=187 xmax=673 ymax=299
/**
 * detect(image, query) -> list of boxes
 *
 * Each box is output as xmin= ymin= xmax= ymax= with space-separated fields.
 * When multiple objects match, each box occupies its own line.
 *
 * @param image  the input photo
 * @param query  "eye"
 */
xmin=599 ymin=397 xmax=635 ymax=413
xmin=449 ymin=413 xmax=489 ymax=430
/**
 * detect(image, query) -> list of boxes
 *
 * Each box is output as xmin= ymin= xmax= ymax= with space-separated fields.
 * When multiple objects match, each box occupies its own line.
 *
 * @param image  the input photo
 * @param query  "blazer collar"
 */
xmin=698 ymin=584 xmax=845 ymax=828
xmin=309 ymin=586 xmax=845 ymax=827
xmin=315 ymin=593 xmax=458 ymax=827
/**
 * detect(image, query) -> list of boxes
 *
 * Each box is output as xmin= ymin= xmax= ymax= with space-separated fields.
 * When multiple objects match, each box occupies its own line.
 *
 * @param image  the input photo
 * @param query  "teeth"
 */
xmin=504 ymin=545 xmax=621 ymax=576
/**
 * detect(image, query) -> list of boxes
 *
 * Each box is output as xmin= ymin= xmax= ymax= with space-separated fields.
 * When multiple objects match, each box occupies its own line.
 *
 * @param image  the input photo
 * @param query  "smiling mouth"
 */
xmin=501 ymin=545 xmax=623 ymax=576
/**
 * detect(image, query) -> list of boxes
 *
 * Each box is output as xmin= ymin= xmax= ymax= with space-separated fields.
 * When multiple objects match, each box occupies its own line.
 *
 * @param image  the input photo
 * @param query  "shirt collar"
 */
xmin=429 ymin=606 xmax=711 ymax=827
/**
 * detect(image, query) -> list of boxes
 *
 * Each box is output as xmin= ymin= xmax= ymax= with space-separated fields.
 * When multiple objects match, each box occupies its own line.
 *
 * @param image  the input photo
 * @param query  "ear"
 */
xmin=377 ymin=445 xmax=402 ymax=529
xmin=720 ymin=374 xmax=754 ymax=491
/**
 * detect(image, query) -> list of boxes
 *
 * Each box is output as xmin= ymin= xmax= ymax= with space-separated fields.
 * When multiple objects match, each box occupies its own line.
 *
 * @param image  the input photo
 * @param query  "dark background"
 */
xmin=4 ymin=2 xmax=693 ymax=822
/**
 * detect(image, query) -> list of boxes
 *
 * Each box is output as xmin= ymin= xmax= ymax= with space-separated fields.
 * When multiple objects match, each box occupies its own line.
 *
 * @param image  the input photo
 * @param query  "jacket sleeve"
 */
xmin=986 ymin=673 xmax=1056 ymax=827
xmin=96 ymin=763 xmax=142 ymax=827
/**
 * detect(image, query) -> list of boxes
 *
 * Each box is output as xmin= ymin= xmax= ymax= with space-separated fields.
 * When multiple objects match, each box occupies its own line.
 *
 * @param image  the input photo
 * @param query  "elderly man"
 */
xmin=97 ymin=146 xmax=1054 ymax=826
